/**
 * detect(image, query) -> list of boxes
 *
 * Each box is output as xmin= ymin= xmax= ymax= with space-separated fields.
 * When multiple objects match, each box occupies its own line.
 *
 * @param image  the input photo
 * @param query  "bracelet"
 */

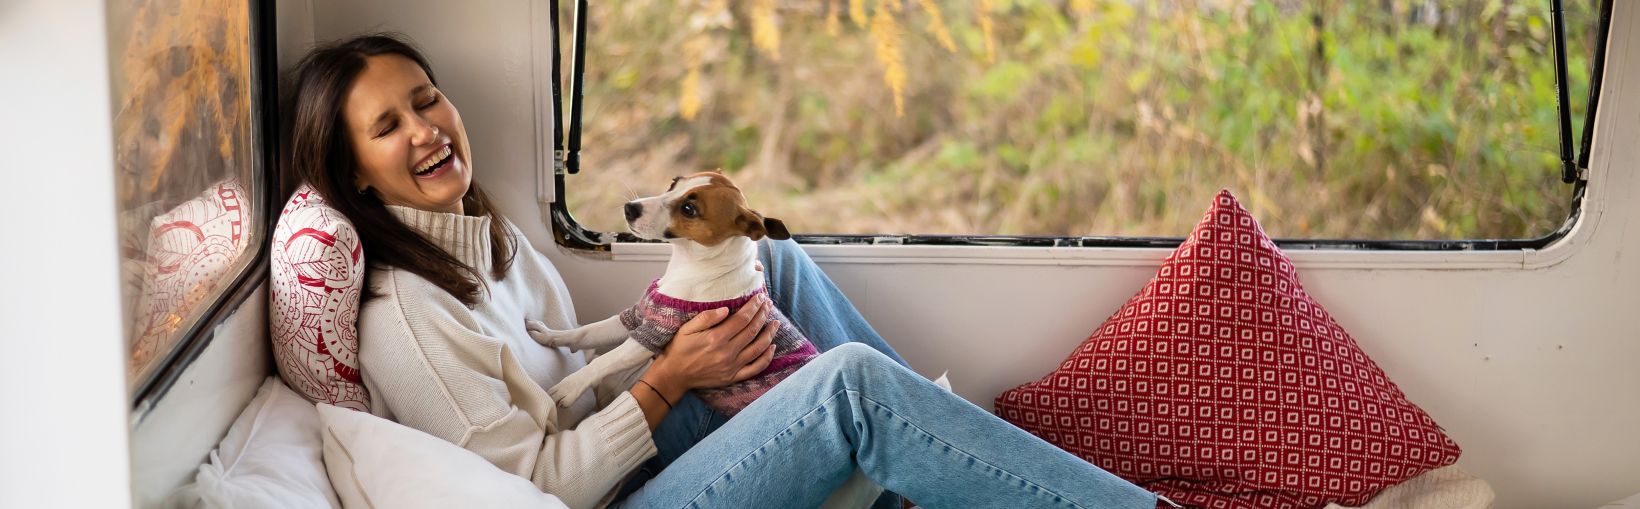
xmin=636 ymin=379 xmax=673 ymax=411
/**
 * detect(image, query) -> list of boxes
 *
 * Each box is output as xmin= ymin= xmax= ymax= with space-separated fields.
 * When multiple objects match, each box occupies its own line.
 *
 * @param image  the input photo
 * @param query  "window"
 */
xmin=110 ymin=0 xmax=269 ymax=396
xmin=555 ymin=1 xmax=1606 ymax=245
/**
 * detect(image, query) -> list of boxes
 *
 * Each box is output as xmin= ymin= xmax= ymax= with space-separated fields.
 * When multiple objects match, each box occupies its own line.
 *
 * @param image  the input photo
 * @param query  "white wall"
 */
xmin=0 ymin=0 xmax=133 ymax=507
xmin=311 ymin=0 xmax=552 ymax=250
xmin=311 ymin=2 xmax=1640 ymax=507
xmin=127 ymin=285 xmax=270 ymax=508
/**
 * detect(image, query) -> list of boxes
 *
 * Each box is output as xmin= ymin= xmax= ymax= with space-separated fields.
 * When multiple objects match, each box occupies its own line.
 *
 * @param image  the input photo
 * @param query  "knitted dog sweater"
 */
xmin=620 ymin=280 xmax=818 ymax=416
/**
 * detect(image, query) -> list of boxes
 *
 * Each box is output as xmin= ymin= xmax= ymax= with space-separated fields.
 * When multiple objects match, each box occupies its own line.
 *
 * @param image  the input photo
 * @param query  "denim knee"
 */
xmin=759 ymin=238 xmax=806 ymax=267
xmin=810 ymin=342 xmax=899 ymax=385
xmin=819 ymin=342 xmax=881 ymax=365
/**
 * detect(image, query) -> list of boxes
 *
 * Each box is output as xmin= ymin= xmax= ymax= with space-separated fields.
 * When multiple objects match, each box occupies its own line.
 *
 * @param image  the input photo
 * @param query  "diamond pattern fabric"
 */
xmin=995 ymin=190 xmax=1461 ymax=508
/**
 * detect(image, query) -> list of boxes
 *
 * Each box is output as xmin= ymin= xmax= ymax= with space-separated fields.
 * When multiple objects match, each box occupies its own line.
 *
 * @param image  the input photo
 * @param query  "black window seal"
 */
xmin=1577 ymin=0 xmax=1614 ymax=174
xmin=131 ymin=0 xmax=280 ymax=415
xmin=548 ymin=0 xmax=1604 ymax=254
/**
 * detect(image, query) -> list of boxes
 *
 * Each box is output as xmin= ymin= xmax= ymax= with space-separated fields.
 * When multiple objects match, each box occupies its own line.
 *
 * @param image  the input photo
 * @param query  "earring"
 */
xmin=358 ymin=186 xmax=369 ymax=195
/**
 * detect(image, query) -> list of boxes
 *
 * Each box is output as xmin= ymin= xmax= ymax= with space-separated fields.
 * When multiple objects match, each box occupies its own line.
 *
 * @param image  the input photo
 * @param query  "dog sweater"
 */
xmin=620 ymin=280 xmax=818 ymax=416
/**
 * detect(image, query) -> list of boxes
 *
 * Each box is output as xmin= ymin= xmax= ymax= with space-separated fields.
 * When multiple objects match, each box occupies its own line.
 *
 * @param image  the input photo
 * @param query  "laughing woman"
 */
xmin=283 ymin=33 xmax=1157 ymax=509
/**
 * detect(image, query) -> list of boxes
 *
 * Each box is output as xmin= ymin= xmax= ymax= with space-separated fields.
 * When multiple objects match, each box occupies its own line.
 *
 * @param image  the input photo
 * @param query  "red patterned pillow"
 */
xmin=130 ymin=179 xmax=252 ymax=380
xmin=995 ymin=190 xmax=1461 ymax=509
xmin=270 ymin=184 xmax=369 ymax=412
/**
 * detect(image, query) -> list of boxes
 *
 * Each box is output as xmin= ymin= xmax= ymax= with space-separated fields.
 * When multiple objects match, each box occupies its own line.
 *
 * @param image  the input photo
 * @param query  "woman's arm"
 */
xmin=362 ymin=274 xmax=654 ymax=509
xmin=627 ymin=299 xmax=779 ymax=430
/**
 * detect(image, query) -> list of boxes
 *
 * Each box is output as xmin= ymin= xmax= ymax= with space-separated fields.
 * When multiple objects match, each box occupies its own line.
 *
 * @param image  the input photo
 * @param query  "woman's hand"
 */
xmin=647 ymin=298 xmax=778 ymax=392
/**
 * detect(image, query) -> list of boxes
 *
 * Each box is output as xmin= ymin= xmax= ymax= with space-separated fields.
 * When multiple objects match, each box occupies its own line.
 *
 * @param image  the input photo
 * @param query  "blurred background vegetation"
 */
xmin=559 ymin=0 xmax=1601 ymax=240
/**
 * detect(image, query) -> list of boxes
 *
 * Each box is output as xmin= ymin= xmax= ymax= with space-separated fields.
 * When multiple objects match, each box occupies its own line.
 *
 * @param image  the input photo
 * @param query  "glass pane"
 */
xmin=109 ymin=0 xmax=261 ymax=392
xmin=565 ymin=0 xmax=1598 ymax=240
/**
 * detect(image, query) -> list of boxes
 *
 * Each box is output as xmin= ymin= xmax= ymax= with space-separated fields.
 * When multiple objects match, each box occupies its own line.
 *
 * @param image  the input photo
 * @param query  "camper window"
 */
xmin=109 ymin=0 xmax=269 ymax=399
xmin=550 ymin=0 xmax=1607 ymax=250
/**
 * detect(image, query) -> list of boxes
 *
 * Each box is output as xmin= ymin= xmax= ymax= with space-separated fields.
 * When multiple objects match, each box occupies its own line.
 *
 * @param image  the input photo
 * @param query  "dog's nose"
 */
xmin=624 ymin=202 xmax=643 ymax=222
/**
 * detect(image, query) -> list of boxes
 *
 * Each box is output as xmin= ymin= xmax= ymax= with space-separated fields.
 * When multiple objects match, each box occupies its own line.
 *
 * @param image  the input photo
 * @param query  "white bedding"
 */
xmin=164 ymin=377 xmax=1496 ymax=509
xmin=1330 ymin=466 xmax=1495 ymax=509
xmin=166 ymin=377 xmax=338 ymax=509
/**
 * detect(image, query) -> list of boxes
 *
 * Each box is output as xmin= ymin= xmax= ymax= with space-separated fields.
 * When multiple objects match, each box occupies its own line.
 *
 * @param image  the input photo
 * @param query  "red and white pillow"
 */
xmin=995 ymin=190 xmax=1462 ymax=509
xmin=270 ymin=185 xmax=369 ymax=412
xmin=130 ymin=179 xmax=252 ymax=379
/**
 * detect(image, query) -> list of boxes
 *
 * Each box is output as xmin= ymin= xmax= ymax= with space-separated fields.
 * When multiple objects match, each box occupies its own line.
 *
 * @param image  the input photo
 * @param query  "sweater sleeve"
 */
xmin=360 ymin=273 xmax=656 ymax=509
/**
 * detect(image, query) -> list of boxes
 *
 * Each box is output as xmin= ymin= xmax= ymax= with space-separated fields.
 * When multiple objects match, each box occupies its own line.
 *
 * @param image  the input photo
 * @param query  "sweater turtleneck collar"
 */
xmin=387 ymin=205 xmax=494 ymax=273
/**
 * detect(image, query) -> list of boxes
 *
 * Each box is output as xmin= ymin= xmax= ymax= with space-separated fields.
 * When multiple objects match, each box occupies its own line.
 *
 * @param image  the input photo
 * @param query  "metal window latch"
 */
xmin=872 ymin=236 xmax=905 ymax=245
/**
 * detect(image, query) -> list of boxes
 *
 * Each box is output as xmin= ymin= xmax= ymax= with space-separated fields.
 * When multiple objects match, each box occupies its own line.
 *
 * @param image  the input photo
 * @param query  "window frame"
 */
xmin=129 ymin=0 xmax=281 ymax=413
xmin=546 ymin=0 xmax=1608 ymax=255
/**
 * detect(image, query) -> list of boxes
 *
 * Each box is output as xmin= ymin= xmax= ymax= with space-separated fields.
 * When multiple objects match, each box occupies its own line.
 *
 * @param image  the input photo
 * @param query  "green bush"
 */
xmin=563 ymin=0 xmax=1598 ymax=240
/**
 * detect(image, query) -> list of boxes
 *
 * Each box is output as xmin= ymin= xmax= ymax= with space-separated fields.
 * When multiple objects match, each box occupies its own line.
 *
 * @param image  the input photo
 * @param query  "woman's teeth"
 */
xmin=414 ymin=146 xmax=453 ymax=176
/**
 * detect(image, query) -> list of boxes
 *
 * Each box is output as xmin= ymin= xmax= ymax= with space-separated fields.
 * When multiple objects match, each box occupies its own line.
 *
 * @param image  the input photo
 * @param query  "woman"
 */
xmin=284 ymin=33 xmax=1156 ymax=509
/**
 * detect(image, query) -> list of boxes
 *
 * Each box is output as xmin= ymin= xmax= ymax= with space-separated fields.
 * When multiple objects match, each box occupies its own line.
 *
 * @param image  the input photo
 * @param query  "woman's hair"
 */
xmin=282 ymin=33 xmax=515 ymax=305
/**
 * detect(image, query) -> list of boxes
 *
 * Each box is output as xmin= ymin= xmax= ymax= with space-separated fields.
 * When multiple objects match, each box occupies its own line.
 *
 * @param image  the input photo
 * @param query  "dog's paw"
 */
xmin=525 ymin=319 xmax=574 ymax=349
xmin=548 ymin=381 xmax=589 ymax=408
xmin=932 ymin=371 xmax=951 ymax=392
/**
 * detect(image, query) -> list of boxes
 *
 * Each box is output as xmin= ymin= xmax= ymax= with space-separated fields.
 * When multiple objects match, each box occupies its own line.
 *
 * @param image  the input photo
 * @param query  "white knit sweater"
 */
xmin=358 ymin=206 xmax=656 ymax=509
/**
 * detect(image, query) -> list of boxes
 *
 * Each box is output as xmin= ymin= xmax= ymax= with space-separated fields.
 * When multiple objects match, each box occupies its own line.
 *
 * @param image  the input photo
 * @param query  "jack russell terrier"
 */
xmin=529 ymin=171 xmax=818 ymax=416
xmin=531 ymin=171 xmax=950 ymax=508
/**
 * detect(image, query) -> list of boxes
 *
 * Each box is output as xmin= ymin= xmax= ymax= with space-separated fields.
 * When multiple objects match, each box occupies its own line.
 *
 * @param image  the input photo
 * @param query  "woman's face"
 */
xmin=342 ymin=54 xmax=471 ymax=214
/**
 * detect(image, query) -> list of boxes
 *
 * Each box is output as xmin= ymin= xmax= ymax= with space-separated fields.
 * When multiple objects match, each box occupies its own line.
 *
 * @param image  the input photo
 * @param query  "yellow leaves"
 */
xmin=679 ymin=69 xmax=703 ymax=120
xmin=688 ymin=0 xmax=966 ymax=120
xmin=871 ymin=1 xmax=908 ymax=117
xmin=978 ymin=0 xmax=997 ymax=64
xmin=751 ymin=0 xmax=781 ymax=62
xmin=1071 ymin=0 xmax=1096 ymax=18
xmin=1421 ymin=206 xmax=1450 ymax=235
xmin=680 ymin=36 xmax=708 ymax=121
xmin=114 ymin=0 xmax=251 ymax=201
xmin=827 ymin=0 xmax=841 ymax=37
xmin=1070 ymin=29 xmax=1103 ymax=69
xmin=914 ymin=0 xmax=957 ymax=52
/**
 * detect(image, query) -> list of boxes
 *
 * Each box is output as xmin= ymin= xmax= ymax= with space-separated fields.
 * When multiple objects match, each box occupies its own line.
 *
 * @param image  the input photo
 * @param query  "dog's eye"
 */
xmin=680 ymin=202 xmax=698 ymax=218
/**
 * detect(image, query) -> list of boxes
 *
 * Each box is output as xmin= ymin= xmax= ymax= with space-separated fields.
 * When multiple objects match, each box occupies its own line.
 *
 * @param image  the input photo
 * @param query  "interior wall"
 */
xmin=310 ymin=2 xmax=1640 ymax=508
xmin=0 ymin=0 xmax=132 ymax=507
xmin=128 ymin=284 xmax=270 ymax=508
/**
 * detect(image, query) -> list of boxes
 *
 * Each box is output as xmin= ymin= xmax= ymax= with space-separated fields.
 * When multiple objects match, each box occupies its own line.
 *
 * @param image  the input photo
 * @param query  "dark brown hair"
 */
xmin=282 ymin=33 xmax=515 ymax=305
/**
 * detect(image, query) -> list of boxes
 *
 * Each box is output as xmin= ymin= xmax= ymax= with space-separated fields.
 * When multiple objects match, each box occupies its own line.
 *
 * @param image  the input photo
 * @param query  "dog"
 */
xmin=530 ymin=171 xmax=950 ymax=507
xmin=528 ymin=171 xmax=817 ymax=416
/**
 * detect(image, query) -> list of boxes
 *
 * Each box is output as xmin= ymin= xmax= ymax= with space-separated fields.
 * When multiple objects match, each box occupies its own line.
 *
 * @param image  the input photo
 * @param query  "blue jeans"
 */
xmin=612 ymin=240 xmax=1154 ymax=508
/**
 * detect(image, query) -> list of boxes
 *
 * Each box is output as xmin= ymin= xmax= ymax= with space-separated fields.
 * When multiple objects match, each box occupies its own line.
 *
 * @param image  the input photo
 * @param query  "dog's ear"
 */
xmin=737 ymin=207 xmax=791 ymax=241
xmin=738 ymin=208 xmax=769 ymax=241
xmin=762 ymin=217 xmax=791 ymax=240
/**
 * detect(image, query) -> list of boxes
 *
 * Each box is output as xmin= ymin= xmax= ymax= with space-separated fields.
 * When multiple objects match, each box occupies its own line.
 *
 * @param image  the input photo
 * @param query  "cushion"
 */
xmin=129 ymin=179 xmax=252 ymax=379
xmin=995 ymin=190 xmax=1462 ymax=508
xmin=166 ymin=377 xmax=340 ymax=508
xmin=1327 ymin=466 xmax=1493 ymax=509
xmin=270 ymin=184 xmax=369 ymax=411
xmin=316 ymin=404 xmax=570 ymax=509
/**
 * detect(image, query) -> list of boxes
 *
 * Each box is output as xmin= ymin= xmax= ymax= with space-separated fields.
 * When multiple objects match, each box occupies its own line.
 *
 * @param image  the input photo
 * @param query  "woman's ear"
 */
xmin=763 ymin=217 xmax=790 ymax=240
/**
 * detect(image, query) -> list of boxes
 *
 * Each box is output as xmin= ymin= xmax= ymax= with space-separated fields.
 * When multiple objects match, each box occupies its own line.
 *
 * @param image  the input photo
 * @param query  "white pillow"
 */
xmin=316 ymin=404 xmax=569 ymax=509
xmin=167 ymin=377 xmax=340 ymax=508
xmin=1325 ymin=466 xmax=1495 ymax=509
